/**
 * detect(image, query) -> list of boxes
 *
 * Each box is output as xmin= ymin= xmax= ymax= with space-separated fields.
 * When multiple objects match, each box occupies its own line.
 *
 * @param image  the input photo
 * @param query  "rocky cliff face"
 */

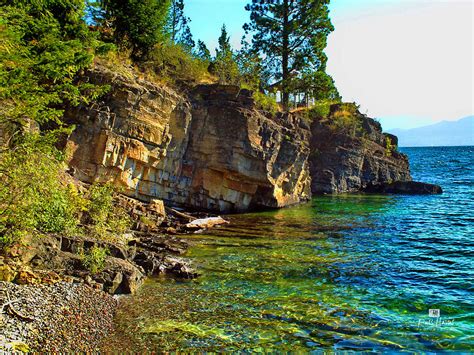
xmin=309 ymin=104 xmax=411 ymax=193
xmin=66 ymin=66 xmax=311 ymax=212
xmin=65 ymin=67 xmax=414 ymax=212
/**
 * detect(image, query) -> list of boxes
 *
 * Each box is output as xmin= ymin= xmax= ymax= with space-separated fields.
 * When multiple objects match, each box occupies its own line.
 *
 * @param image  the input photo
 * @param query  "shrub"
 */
xmin=0 ymin=132 xmax=83 ymax=248
xmin=385 ymin=137 xmax=395 ymax=157
xmin=253 ymin=91 xmax=279 ymax=115
xmin=327 ymin=103 xmax=363 ymax=137
xmin=81 ymin=246 xmax=109 ymax=274
xmin=87 ymin=183 xmax=131 ymax=239
xmin=145 ymin=43 xmax=212 ymax=85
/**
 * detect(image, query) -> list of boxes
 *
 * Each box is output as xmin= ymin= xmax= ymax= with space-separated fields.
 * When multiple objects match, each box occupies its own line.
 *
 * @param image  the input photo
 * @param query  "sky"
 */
xmin=186 ymin=0 xmax=474 ymax=130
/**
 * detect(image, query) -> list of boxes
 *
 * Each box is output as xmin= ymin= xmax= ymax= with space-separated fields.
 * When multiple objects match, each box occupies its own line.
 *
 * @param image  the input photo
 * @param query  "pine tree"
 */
xmin=168 ymin=0 xmax=195 ymax=49
xmin=212 ymin=25 xmax=240 ymax=85
xmin=0 ymin=0 xmax=106 ymax=130
xmin=244 ymin=0 xmax=334 ymax=110
xmin=100 ymin=0 xmax=171 ymax=60
xmin=195 ymin=40 xmax=211 ymax=61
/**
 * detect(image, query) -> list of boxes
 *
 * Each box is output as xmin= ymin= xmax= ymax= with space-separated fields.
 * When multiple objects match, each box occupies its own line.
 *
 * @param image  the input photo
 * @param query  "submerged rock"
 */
xmin=364 ymin=181 xmax=443 ymax=194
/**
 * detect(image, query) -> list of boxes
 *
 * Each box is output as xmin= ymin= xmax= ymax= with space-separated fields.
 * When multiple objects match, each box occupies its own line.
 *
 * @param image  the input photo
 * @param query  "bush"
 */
xmin=0 ymin=132 xmax=83 ymax=248
xmin=81 ymin=246 xmax=108 ymax=274
xmin=0 ymin=134 xmax=130 ymax=250
xmin=327 ymin=103 xmax=363 ymax=137
xmin=145 ymin=43 xmax=212 ymax=85
xmin=253 ymin=91 xmax=279 ymax=115
xmin=87 ymin=183 xmax=131 ymax=239
xmin=385 ymin=137 xmax=395 ymax=157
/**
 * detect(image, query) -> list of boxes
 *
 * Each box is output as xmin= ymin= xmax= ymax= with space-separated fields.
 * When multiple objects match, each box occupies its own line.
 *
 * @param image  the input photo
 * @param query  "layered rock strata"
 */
xmin=66 ymin=67 xmax=433 ymax=212
xmin=66 ymin=67 xmax=311 ymax=212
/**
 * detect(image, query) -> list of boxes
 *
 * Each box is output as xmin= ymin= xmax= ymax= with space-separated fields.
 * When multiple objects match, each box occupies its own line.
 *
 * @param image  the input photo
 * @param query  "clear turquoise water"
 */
xmin=106 ymin=146 xmax=474 ymax=352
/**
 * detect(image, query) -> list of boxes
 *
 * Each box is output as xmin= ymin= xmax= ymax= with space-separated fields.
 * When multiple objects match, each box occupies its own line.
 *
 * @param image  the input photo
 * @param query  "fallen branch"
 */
xmin=4 ymin=288 xmax=35 ymax=322
xmin=165 ymin=207 xmax=194 ymax=221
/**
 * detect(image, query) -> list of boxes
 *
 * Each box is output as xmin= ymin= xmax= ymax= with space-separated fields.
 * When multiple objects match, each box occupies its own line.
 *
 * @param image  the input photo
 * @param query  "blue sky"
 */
xmin=186 ymin=1 xmax=473 ymax=130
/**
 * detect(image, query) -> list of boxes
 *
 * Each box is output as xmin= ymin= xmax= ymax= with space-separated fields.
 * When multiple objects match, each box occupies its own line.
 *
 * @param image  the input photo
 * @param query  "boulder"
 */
xmin=185 ymin=216 xmax=229 ymax=230
xmin=364 ymin=181 xmax=443 ymax=194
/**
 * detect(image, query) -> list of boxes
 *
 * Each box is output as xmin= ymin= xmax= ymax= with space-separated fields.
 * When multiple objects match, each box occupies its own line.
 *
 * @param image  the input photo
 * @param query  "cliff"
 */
xmin=65 ymin=66 xmax=415 ymax=213
xmin=66 ymin=66 xmax=311 ymax=212
xmin=309 ymin=104 xmax=411 ymax=193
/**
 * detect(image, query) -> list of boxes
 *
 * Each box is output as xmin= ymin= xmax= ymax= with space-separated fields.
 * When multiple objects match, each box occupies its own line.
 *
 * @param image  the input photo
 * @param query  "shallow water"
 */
xmin=105 ymin=146 xmax=474 ymax=352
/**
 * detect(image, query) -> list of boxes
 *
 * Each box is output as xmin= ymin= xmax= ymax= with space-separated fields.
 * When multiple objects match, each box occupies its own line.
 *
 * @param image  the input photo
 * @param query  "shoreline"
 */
xmin=0 ymin=281 xmax=116 ymax=352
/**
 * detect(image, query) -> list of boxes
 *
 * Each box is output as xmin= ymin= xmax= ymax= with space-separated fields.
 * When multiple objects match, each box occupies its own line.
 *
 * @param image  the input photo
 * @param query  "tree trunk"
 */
xmin=281 ymin=0 xmax=290 ymax=111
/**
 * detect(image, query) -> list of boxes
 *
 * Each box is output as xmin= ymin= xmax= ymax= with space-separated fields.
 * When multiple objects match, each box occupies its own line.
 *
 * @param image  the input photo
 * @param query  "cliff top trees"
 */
xmin=167 ymin=0 xmax=195 ymax=49
xmin=99 ymin=0 xmax=170 ymax=60
xmin=0 ymin=0 xmax=105 ymax=131
xmin=212 ymin=25 xmax=240 ymax=85
xmin=244 ymin=0 xmax=335 ymax=110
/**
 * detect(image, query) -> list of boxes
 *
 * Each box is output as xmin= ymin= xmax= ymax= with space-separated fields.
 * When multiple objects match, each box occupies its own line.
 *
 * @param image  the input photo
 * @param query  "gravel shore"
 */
xmin=0 ymin=281 xmax=117 ymax=352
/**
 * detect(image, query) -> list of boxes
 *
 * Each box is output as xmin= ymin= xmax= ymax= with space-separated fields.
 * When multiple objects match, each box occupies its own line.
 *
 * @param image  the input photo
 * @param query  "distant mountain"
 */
xmin=388 ymin=116 xmax=474 ymax=147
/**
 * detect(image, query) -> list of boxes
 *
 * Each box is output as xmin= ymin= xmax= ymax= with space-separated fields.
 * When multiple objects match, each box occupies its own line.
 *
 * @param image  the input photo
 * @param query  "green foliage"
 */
xmin=211 ymin=25 xmax=240 ymax=85
xmin=236 ymin=41 xmax=271 ymax=92
xmin=99 ymin=0 xmax=171 ymax=60
xmin=81 ymin=246 xmax=109 ymax=274
xmin=195 ymin=40 xmax=211 ymax=61
xmin=244 ymin=0 xmax=334 ymax=109
xmin=385 ymin=137 xmax=395 ymax=157
xmin=87 ymin=183 xmax=131 ymax=239
xmin=290 ymin=70 xmax=340 ymax=102
xmin=306 ymin=99 xmax=340 ymax=121
xmin=147 ymin=42 xmax=211 ymax=84
xmin=0 ymin=1 xmax=106 ymax=132
xmin=0 ymin=132 xmax=82 ymax=248
xmin=327 ymin=103 xmax=363 ymax=137
xmin=167 ymin=0 xmax=194 ymax=49
xmin=253 ymin=91 xmax=279 ymax=115
xmin=0 ymin=135 xmax=130 ymax=249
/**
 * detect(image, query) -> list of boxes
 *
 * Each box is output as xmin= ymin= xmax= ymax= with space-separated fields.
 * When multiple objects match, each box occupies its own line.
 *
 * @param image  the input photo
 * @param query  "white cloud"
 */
xmin=326 ymin=1 xmax=473 ymax=128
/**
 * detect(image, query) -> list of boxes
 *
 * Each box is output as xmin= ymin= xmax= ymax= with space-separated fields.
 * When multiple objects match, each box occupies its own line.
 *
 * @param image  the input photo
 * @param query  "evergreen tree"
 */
xmin=212 ymin=25 xmax=240 ymax=85
xmin=100 ymin=0 xmax=171 ymax=60
xmin=195 ymin=40 xmax=211 ymax=61
xmin=167 ymin=0 xmax=195 ymax=49
xmin=236 ymin=40 xmax=269 ymax=92
xmin=0 ymin=0 xmax=106 ymax=132
xmin=244 ymin=0 xmax=334 ymax=110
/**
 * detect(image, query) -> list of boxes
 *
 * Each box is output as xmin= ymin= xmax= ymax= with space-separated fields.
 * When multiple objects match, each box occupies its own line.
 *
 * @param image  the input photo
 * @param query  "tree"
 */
xmin=212 ymin=25 xmax=240 ymax=85
xmin=167 ymin=0 xmax=195 ymax=49
xmin=99 ymin=0 xmax=171 ymax=60
xmin=0 ymin=1 xmax=106 ymax=133
xmin=236 ymin=40 xmax=270 ymax=92
xmin=195 ymin=40 xmax=211 ymax=61
xmin=244 ymin=0 xmax=334 ymax=110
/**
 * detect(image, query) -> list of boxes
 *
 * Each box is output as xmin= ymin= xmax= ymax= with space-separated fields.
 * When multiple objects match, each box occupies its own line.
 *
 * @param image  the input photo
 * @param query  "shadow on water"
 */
xmin=103 ymin=147 xmax=474 ymax=352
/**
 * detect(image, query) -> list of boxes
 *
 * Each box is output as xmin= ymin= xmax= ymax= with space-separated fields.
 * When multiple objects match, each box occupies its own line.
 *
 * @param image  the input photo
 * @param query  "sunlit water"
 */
xmin=104 ymin=146 xmax=474 ymax=352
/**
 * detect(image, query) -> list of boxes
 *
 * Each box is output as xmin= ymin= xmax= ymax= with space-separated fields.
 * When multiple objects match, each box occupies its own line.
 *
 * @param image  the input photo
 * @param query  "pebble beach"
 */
xmin=0 ymin=281 xmax=117 ymax=352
